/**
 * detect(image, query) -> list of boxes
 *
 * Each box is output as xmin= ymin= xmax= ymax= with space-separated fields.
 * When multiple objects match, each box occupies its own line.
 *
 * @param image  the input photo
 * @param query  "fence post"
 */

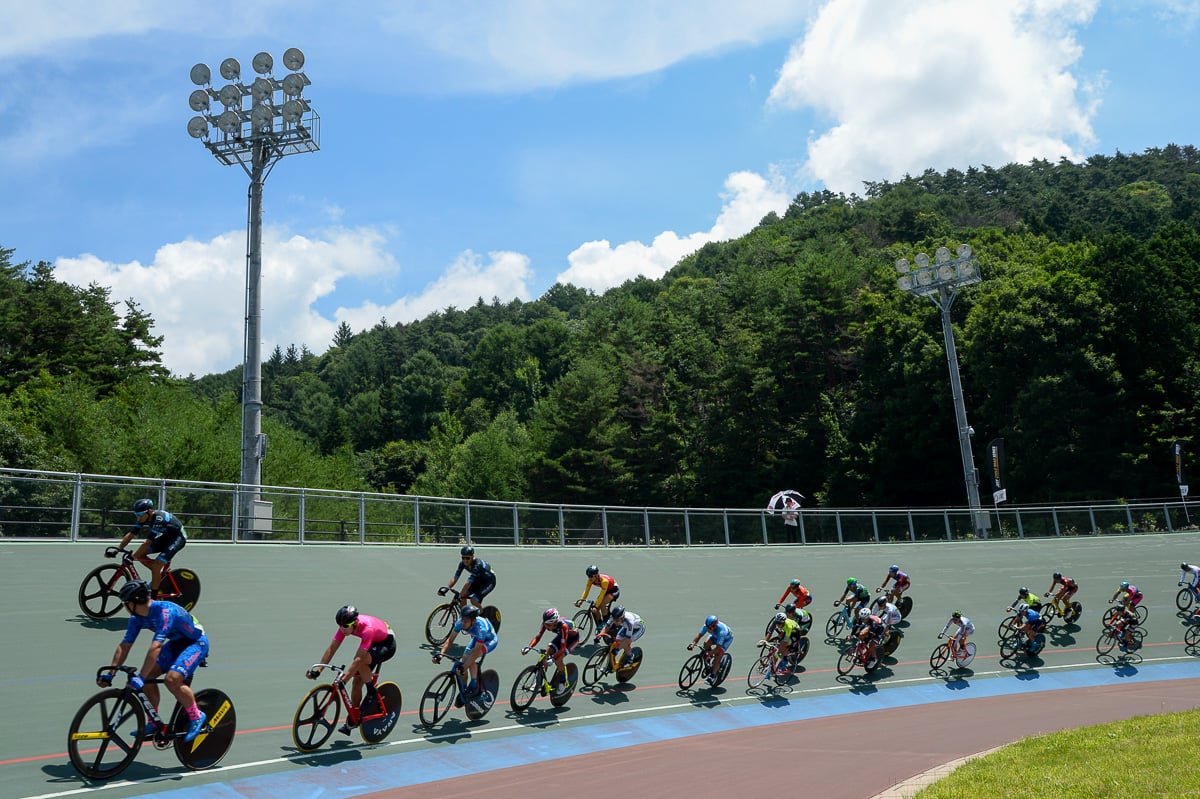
xmin=799 ymin=512 xmax=807 ymax=544
xmin=1088 ymin=506 xmax=1098 ymax=535
xmin=835 ymin=511 xmax=844 ymax=544
xmin=358 ymin=494 xmax=366 ymax=544
xmin=1125 ymin=505 xmax=1135 ymax=534
xmin=1015 ymin=507 xmax=1024 ymax=538
xmin=684 ymin=509 xmax=692 ymax=546
xmin=414 ymin=498 xmax=421 ymax=544
xmin=907 ymin=510 xmax=915 ymax=542
xmin=298 ymin=490 xmax=306 ymax=544
xmin=602 ymin=508 xmax=609 ymax=546
xmin=943 ymin=510 xmax=952 ymax=541
xmin=231 ymin=488 xmax=241 ymax=543
xmin=512 ymin=504 xmax=520 ymax=546
xmin=558 ymin=506 xmax=565 ymax=546
xmin=643 ymin=508 xmax=651 ymax=546
xmin=70 ymin=474 xmax=83 ymax=541
xmin=1052 ymin=507 xmax=1060 ymax=536
xmin=465 ymin=501 xmax=472 ymax=545
xmin=1165 ymin=503 xmax=1173 ymax=533
xmin=871 ymin=511 xmax=880 ymax=543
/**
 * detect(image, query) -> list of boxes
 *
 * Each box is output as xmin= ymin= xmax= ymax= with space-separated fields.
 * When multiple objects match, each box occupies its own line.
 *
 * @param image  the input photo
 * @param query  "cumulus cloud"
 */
xmin=54 ymin=226 xmax=401 ymax=377
xmin=769 ymin=0 xmax=1100 ymax=194
xmin=556 ymin=169 xmax=790 ymax=292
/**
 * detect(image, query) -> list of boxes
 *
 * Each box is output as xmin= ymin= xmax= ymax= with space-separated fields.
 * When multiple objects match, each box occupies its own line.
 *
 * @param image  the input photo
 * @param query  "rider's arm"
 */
xmin=437 ymin=629 xmax=459 ymax=659
xmin=138 ymin=639 xmax=164 ymax=678
xmin=579 ymin=580 xmax=593 ymax=603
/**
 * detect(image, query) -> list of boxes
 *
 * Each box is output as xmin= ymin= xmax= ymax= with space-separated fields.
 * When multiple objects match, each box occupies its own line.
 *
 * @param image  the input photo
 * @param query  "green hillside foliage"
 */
xmin=6 ymin=145 xmax=1200 ymax=507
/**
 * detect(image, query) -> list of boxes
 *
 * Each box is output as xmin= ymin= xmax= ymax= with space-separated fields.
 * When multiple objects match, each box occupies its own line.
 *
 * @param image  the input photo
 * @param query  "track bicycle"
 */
xmin=67 ymin=665 xmax=234 ymax=780
xmin=745 ymin=639 xmax=804 ymax=689
xmin=291 ymin=663 xmax=403 ymax=752
xmin=1102 ymin=599 xmax=1149 ymax=627
xmin=836 ymin=636 xmax=881 ymax=676
xmin=424 ymin=586 xmax=502 ymax=647
xmin=570 ymin=598 xmax=610 ymax=642
xmin=1175 ymin=583 xmax=1200 ymax=613
xmin=678 ymin=645 xmax=732 ymax=690
xmin=996 ymin=606 xmax=1026 ymax=640
xmin=1095 ymin=621 xmax=1145 ymax=656
xmin=1185 ymin=624 xmax=1200 ymax=650
xmin=582 ymin=633 xmax=643 ymax=687
xmin=765 ymin=609 xmax=813 ymax=638
xmin=509 ymin=648 xmax=578 ymax=712
xmin=999 ymin=626 xmax=1046 ymax=660
xmin=929 ymin=633 xmax=977 ymax=670
xmin=419 ymin=657 xmax=499 ymax=727
xmin=1041 ymin=592 xmax=1083 ymax=625
xmin=78 ymin=546 xmax=201 ymax=620
xmin=826 ymin=601 xmax=861 ymax=639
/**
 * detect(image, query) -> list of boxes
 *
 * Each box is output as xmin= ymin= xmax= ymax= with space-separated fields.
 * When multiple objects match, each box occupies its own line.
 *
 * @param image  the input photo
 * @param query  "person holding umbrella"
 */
xmin=767 ymin=490 xmax=804 ymax=544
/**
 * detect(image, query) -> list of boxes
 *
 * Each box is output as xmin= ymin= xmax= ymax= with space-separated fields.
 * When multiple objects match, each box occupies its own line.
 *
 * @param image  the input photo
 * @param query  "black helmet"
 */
xmin=784 ymin=602 xmax=797 ymax=614
xmin=461 ymin=604 xmax=481 ymax=620
xmin=132 ymin=498 xmax=154 ymax=515
xmin=460 ymin=545 xmax=475 ymax=557
xmin=119 ymin=580 xmax=151 ymax=605
xmin=585 ymin=565 xmax=600 ymax=577
xmin=611 ymin=605 xmax=625 ymax=620
xmin=1182 ymin=563 xmax=1189 ymax=571
xmin=952 ymin=610 xmax=962 ymax=619
xmin=335 ymin=605 xmax=359 ymax=628
xmin=1053 ymin=572 xmax=1062 ymax=580
xmin=1019 ymin=587 xmax=1029 ymax=596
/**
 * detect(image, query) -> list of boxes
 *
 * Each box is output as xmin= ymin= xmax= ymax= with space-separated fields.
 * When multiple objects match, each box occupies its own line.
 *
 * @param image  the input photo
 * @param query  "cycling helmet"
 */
xmin=1183 ymin=563 xmax=1189 ymax=571
xmin=774 ymin=612 xmax=787 ymax=624
xmin=951 ymin=610 xmax=962 ymax=619
xmin=888 ymin=565 xmax=899 ymax=574
xmin=875 ymin=595 xmax=887 ymax=606
xmin=132 ymin=498 xmax=154 ymax=515
xmin=585 ymin=565 xmax=600 ymax=577
xmin=119 ymin=579 xmax=152 ymax=605
xmin=784 ymin=602 xmax=797 ymax=614
xmin=611 ymin=605 xmax=626 ymax=620
xmin=790 ymin=578 xmax=801 ymax=587
xmin=858 ymin=608 xmax=871 ymax=620
xmin=1120 ymin=581 xmax=1130 ymax=589
xmin=461 ymin=604 xmax=481 ymax=620
xmin=543 ymin=607 xmax=560 ymax=625
xmin=335 ymin=605 xmax=359 ymax=627
xmin=1053 ymin=572 xmax=1062 ymax=580
xmin=1019 ymin=586 xmax=1028 ymax=596
xmin=460 ymin=545 xmax=475 ymax=557
xmin=704 ymin=614 xmax=718 ymax=628
xmin=847 ymin=577 xmax=857 ymax=586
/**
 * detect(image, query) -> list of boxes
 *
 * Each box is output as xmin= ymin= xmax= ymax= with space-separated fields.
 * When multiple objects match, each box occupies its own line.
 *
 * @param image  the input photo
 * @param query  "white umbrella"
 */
xmin=767 ymin=489 xmax=805 ymax=513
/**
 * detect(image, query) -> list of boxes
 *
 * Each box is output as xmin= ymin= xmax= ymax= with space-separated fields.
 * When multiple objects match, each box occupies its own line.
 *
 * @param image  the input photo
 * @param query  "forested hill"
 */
xmin=6 ymin=145 xmax=1200 ymax=509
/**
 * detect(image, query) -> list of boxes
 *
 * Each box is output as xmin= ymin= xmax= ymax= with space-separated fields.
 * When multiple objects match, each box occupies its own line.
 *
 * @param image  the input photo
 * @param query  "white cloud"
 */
xmin=54 ymin=226 xmax=399 ymax=377
xmin=556 ymin=169 xmax=790 ymax=292
xmin=769 ymin=0 xmax=1100 ymax=194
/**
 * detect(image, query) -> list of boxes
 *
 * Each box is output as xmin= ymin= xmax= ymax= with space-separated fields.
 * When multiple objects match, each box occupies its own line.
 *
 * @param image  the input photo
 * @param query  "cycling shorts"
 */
xmin=616 ymin=622 xmax=645 ymax=643
xmin=366 ymin=634 xmax=397 ymax=668
xmin=147 ymin=530 xmax=186 ymax=563
xmin=465 ymin=575 xmax=496 ymax=602
xmin=157 ymin=634 xmax=209 ymax=679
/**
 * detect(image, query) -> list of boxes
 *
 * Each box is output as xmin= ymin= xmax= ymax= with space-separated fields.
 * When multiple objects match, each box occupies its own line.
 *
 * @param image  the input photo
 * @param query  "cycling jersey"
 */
xmin=528 ymin=619 xmax=579 ymax=649
xmin=942 ymin=616 xmax=975 ymax=638
xmin=334 ymin=614 xmax=393 ymax=651
xmin=132 ymin=510 xmax=187 ymax=562
xmin=601 ymin=611 xmax=644 ymax=641
xmin=879 ymin=604 xmax=902 ymax=627
xmin=775 ymin=617 xmax=801 ymax=643
xmin=581 ymin=574 xmax=620 ymax=604
xmin=701 ymin=621 xmax=733 ymax=649
xmin=778 ymin=583 xmax=812 ymax=607
xmin=1051 ymin=575 xmax=1077 ymax=590
xmin=1181 ymin=566 xmax=1200 ymax=586
xmin=845 ymin=585 xmax=870 ymax=604
xmin=454 ymin=558 xmax=496 ymax=583
xmin=883 ymin=570 xmax=910 ymax=589
xmin=455 ymin=616 xmax=499 ymax=651
xmin=1020 ymin=608 xmax=1042 ymax=626
xmin=122 ymin=600 xmax=208 ymax=678
xmin=861 ymin=616 xmax=885 ymax=640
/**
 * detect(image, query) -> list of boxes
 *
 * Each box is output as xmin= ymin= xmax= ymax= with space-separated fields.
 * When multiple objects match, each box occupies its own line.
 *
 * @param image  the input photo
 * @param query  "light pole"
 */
xmin=895 ymin=244 xmax=986 ymax=536
xmin=186 ymin=49 xmax=320 ymax=535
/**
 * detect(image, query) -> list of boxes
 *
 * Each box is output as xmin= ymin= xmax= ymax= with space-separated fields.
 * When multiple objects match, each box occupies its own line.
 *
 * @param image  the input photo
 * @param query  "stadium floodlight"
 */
xmin=185 ymin=49 xmax=319 ymax=538
xmin=894 ymin=244 xmax=986 ymax=536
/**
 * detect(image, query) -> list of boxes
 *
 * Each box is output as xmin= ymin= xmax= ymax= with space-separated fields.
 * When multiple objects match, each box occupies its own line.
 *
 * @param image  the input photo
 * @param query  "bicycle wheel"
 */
xmin=1040 ymin=602 xmax=1057 ymax=623
xmin=78 ymin=564 xmax=126 ymax=620
xmin=465 ymin=669 xmax=499 ymax=720
xmin=747 ymin=649 xmax=773 ymax=687
xmin=1185 ymin=625 xmax=1200 ymax=648
xmin=550 ymin=663 xmax=577 ymax=707
xmin=582 ymin=647 xmax=609 ymax=687
xmin=1136 ymin=604 xmax=1149 ymax=624
xmin=881 ymin=630 xmax=902 ymax=657
xmin=711 ymin=653 xmax=733 ymax=687
xmin=360 ymin=682 xmax=402 ymax=743
xmin=999 ymin=632 xmax=1021 ymax=660
xmin=570 ymin=608 xmax=595 ymax=641
xmin=1127 ymin=627 xmax=1146 ymax=651
xmin=1064 ymin=602 xmax=1083 ymax=624
xmin=897 ymin=595 xmax=913 ymax=618
xmin=616 ymin=647 xmax=642 ymax=683
xmin=425 ymin=603 xmax=458 ymax=647
xmin=836 ymin=649 xmax=857 ymax=676
xmin=68 ymin=688 xmax=145 ymax=780
xmin=419 ymin=672 xmax=456 ymax=727
xmin=1028 ymin=633 xmax=1046 ymax=656
xmin=678 ymin=653 xmax=705 ymax=690
xmin=510 ymin=664 xmax=542 ymax=712
xmin=996 ymin=615 xmax=1018 ymax=640
xmin=168 ymin=569 xmax=201 ymax=612
xmin=1177 ymin=587 xmax=1195 ymax=612
xmin=929 ymin=643 xmax=951 ymax=670
xmin=171 ymin=688 xmax=235 ymax=770
xmin=793 ymin=636 xmax=811 ymax=664
xmin=482 ymin=605 xmax=502 ymax=632
xmin=292 ymin=684 xmax=341 ymax=752
xmin=1096 ymin=628 xmax=1117 ymax=655
xmin=957 ymin=642 xmax=977 ymax=667
xmin=1102 ymin=606 xmax=1120 ymax=626
xmin=826 ymin=610 xmax=846 ymax=637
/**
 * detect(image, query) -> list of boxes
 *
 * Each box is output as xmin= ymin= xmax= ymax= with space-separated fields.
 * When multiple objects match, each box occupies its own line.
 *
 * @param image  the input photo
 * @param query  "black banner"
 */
xmin=1172 ymin=440 xmax=1187 ymax=495
xmin=988 ymin=437 xmax=1006 ymax=503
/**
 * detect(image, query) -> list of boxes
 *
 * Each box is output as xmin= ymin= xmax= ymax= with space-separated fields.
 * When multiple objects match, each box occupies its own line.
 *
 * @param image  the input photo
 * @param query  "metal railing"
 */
xmin=1 ymin=467 xmax=1196 ymax=546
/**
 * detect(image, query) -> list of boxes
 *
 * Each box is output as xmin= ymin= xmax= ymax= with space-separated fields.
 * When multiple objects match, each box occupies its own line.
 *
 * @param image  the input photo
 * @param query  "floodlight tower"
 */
xmin=894 ymin=245 xmax=986 ymax=537
xmin=186 ymin=49 xmax=319 ymax=534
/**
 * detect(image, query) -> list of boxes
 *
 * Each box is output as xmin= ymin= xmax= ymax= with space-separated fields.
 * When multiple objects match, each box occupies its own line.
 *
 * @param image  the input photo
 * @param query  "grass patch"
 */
xmin=915 ymin=708 xmax=1200 ymax=798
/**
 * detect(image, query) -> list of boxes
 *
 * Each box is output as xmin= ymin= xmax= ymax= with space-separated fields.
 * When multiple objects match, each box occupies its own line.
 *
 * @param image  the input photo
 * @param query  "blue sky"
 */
xmin=2 ymin=1 xmax=1198 ymax=377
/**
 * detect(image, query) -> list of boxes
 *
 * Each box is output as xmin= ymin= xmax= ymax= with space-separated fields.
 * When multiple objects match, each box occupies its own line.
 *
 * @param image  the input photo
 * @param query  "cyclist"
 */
xmin=576 ymin=565 xmax=620 ymax=621
xmin=855 ymin=607 xmax=886 ymax=664
xmin=522 ymin=608 xmax=580 ymax=684
xmin=595 ymin=605 xmax=645 ymax=670
xmin=1046 ymin=572 xmax=1078 ymax=611
xmin=939 ymin=610 xmax=975 ymax=657
xmin=783 ymin=601 xmax=813 ymax=636
xmin=114 ymin=498 xmax=187 ymax=598
xmin=873 ymin=595 xmax=902 ymax=632
xmin=688 ymin=615 xmax=732 ymax=685
xmin=1179 ymin=563 xmax=1200 ymax=599
xmin=433 ymin=604 xmax=498 ymax=700
xmin=307 ymin=605 xmax=396 ymax=735
xmin=98 ymin=579 xmax=208 ymax=743
xmin=440 ymin=545 xmax=497 ymax=612
xmin=878 ymin=565 xmax=910 ymax=603
xmin=1109 ymin=581 xmax=1143 ymax=611
xmin=835 ymin=577 xmax=872 ymax=618
xmin=766 ymin=611 xmax=803 ymax=674
xmin=1016 ymin=604 xmax=1044 ymax=650
xmin=1112 ymin=604 xmax=1142 ymax=652
xmin=1009 ymin=587 xmax=1042 ymax=614
xmin=775 ymin=578 xmax=813 ymax=610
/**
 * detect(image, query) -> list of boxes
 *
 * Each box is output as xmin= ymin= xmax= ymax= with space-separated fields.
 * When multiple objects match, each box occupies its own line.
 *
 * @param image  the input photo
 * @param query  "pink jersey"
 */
xmin=333 ymin=614 xmax=392 ymax=651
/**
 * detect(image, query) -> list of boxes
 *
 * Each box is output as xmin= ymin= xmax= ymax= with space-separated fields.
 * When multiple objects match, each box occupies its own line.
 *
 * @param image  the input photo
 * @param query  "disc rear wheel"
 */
xmin=172 ymin=688 xmax=236 ymax=770
xmin=360 ymin=682 xmax=402 ymax=743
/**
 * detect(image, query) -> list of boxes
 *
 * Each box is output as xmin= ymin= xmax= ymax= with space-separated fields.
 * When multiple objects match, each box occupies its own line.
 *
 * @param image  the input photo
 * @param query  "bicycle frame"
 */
xmin=109 ymin=548 xmax=184 ymax=599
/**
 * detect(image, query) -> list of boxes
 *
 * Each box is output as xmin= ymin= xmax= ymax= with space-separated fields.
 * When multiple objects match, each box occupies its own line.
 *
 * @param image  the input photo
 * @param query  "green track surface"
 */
xmin=3 ymin=534 xmax=1198 ymax=798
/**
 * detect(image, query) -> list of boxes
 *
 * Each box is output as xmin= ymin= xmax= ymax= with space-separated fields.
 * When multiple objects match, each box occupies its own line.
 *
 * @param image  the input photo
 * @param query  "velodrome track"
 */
xmin=3 ymin=534 xmax=1200 ymax=799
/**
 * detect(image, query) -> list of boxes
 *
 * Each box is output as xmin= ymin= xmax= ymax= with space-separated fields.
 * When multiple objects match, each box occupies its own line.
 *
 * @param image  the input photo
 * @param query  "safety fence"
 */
xmin=0 ymin=467 xmax=1196 ymax=547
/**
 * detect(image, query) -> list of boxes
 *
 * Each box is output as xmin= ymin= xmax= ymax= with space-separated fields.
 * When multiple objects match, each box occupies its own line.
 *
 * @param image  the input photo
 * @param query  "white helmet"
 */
xmin=858 ymin=608 xmax=871 ymax=620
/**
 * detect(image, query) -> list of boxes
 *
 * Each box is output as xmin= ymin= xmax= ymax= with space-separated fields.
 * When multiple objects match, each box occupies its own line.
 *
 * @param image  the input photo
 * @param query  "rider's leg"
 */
xmin=462 ymin=644 xmax=481 ymax=689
